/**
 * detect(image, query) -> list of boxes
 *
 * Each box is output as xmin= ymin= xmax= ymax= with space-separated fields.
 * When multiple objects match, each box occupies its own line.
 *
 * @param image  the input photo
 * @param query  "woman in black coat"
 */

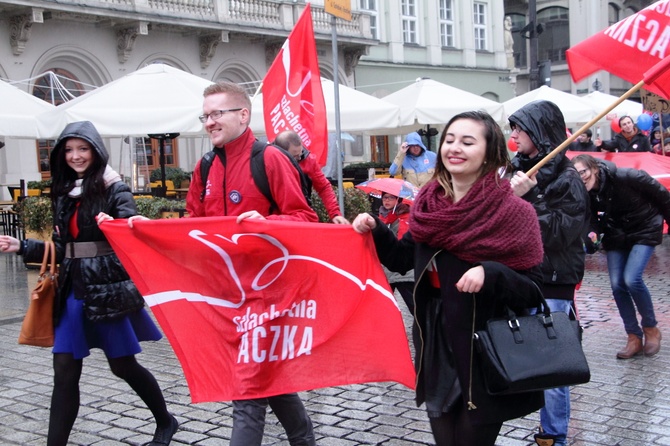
xmin=353 ymin=111 xmax=546 ymax=445
xmin=573 ymin=154 xmax=670 ymax=359
xmin=0 ymin=121 xmax=178 ymax=446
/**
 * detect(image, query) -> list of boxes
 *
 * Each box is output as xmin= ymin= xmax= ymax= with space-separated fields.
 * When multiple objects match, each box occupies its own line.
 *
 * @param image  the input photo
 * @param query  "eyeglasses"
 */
xmin=577 ymin=168 xmax=590 ymax=178
xmin=198 ymin=108 xmax=242 ymax=123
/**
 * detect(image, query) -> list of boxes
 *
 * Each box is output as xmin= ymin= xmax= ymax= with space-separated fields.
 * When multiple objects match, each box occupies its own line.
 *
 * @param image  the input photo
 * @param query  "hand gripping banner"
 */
xmin=100 ymin=217 xmax=416 ymax=403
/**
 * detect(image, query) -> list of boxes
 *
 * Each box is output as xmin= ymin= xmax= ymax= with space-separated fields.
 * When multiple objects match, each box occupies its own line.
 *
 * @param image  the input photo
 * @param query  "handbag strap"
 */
xmin=39 ymin=241 xmax=51 ymax=275
xmin=47 ymin=241 xmax=57 ymax=276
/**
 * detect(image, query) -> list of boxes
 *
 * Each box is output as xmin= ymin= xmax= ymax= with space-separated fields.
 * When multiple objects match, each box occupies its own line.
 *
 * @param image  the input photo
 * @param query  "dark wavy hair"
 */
xmin=434 ymin=110 xmax=511 ymax=197
xmin=50 ymin=138 xmax=108 ymax=215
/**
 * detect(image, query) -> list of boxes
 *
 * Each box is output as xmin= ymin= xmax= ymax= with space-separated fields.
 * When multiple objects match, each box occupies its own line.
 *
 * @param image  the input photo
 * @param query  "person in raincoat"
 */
xmin=389 ymin=132 xmax=437 ymax=187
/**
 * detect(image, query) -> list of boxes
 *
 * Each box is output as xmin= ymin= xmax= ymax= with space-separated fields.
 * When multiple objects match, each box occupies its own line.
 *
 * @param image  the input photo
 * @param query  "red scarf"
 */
xmin=409 ymin=172 xmax=543 ymax=270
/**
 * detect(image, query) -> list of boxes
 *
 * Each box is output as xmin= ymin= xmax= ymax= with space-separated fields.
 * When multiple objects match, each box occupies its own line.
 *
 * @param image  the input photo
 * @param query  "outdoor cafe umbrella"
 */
xmin=0 ymin=79 xmax=55 ymax=138
xmin=503 ymin=85 xmax=597 ymax=124
xmin=355 ymin=178 xmax=420 ymax=203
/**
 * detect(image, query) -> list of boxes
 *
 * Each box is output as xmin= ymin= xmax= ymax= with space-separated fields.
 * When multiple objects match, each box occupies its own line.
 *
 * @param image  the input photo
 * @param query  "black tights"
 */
xmin=47 ymin=353 xmax=171 ymax=446
xmin=429 ymin=406 xmax=502 ymax=446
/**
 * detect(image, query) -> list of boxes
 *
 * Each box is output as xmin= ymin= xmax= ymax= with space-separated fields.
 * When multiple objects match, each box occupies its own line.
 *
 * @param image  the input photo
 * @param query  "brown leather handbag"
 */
xmin=18 ymin=241 xmax=58 ymax=347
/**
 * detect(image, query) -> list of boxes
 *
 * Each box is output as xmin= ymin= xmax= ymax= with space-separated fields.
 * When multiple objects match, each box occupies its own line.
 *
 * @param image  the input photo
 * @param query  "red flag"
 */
xmin=100 ymin=217 xmax=415 ymax=403
xmin=263 ymin=3 xmax=328 ymax=166
xmin=566 ymin=0 xmax=670 ymax=99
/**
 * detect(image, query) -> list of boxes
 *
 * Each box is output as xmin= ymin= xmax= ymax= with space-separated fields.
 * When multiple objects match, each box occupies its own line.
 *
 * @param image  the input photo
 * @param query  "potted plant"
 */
xmin=16 ymin=196 xmax=53 ymax=240
xmin=310 ymin=187 xmax=371 ymax=223
xmin=149 ymin=167 xmax=191 ymax=189
xmin=134 ymin=197 xmax=187 ymax=219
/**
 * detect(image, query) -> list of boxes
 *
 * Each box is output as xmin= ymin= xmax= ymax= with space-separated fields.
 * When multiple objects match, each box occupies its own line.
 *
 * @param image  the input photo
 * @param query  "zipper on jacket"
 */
xmin=413 ymin=250 xmax=441 ymax=391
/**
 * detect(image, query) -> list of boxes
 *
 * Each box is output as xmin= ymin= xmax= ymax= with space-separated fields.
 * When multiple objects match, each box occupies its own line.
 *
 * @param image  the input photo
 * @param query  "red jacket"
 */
xmin=186 ymin=128 xmax=317 ymax=221
xmin=299 ymin=152 xmax=341 ymax=220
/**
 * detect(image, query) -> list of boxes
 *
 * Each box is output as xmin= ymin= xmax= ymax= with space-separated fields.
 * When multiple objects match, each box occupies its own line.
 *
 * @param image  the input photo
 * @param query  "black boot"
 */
xmin=143 ymin=414 xmax=179 ymax=446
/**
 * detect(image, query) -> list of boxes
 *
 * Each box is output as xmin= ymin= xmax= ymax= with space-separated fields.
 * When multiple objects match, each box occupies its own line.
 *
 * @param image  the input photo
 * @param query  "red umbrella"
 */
xmin=566 ymin=1 xmax=670 ymax=99
xmin=355 ymin=178 xmax=420 ymax=203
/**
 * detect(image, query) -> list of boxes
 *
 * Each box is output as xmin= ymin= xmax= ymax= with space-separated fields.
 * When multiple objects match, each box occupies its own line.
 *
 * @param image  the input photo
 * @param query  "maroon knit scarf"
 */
xmin=409 ymin=172 xmax=543 ymax=270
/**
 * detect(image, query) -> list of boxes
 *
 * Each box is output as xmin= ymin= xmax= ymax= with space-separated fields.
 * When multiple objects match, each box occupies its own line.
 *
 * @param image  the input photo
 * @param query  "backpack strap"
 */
xmin=199 ymin=148 xmax=226 ymax=203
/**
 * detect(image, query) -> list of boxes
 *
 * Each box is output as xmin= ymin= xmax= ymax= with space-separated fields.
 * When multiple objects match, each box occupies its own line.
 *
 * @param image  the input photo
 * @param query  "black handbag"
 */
xmin=473 ymin=295 xmax=590 ymax=396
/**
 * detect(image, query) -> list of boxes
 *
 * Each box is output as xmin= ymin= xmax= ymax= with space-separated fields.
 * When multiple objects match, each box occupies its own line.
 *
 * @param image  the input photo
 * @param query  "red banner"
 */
xmin=100 ymin=217 xmax=415 ymax=403
xmin=262 ymin=4 xmax=328 ymax=166
xmin=566 ymin=0 xmax=670 ymax=99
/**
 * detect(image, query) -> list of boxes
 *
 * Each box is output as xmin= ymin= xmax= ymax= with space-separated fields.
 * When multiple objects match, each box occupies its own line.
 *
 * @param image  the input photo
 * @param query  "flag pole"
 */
xmin=526 ymin=55 xmax=670 ymax=177
xmin=251 ymin=82 xmax=263 ymax=103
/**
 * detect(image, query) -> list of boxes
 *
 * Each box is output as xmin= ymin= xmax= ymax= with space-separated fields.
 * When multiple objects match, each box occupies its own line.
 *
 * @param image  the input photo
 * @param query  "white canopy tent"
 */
xmin=37 ymin=64 xmax=213 ymax=138
xmin=503 ymin=85 xmax=597 ymax=124
xmin=580 ymin=91 xmax=643 ymax=122
xmin=249 ymin=78 xmax=401 ymax=134
xmin=378 ymin=78 xmax=506 ymax=134
xmin=0 ymin=79 xmax=55 ymax=138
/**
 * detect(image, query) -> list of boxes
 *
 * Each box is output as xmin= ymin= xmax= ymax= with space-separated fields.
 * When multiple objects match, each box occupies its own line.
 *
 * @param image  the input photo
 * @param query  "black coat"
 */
xmin=23 ymin=122 xmax=144 ymax=323
xmin=510 ymin=101 xmax=590 ymax=297
xmin=371 ymin=222 xmax=545 ymax=425
xmin=590 ymin=160 xmax=670 ymax=250
xmin=600 ymin=131 xmax=651 ymax=153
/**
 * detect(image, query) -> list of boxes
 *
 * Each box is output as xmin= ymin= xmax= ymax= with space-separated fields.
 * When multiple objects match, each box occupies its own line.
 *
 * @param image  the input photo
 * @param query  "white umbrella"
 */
xmin=581 ymin=91 xmax=643 ymax=122
xmin=38 ymin=64 xmax=214 ymax=138
xmin=0 ymin=80 xmax=55 ymax=138
xmin=503 ymin=85 xmax=597 ymax=124
xmin=249 ymin=78 xmax=401 ymax=134
xmin=379 ymin=78 xmax=506 ymax=127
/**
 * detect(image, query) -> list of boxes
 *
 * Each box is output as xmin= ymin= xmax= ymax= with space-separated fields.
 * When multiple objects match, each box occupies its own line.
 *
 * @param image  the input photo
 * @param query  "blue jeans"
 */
xmin=230 ymin=394 xmax=315 ymax=446
xmin=532 ymin=298 xmax=571 ymax=446
xmin=606 ymin=245 xmax=657 ymax=339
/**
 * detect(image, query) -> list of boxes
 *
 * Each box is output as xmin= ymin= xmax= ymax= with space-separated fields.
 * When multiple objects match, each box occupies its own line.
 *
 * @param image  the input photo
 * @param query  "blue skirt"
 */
xmin=53 ymin=291 xmax=162 ymax=360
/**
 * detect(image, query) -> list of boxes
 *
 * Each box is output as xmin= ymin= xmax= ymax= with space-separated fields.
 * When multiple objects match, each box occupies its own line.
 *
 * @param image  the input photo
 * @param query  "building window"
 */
xmin=509 ymin=13 xmax=527 ymax=68
xmin=608 ymin=3 xmax=620 ymax=26
xmin=401 ymin=0 xmax=418 ymax=44
xmin=537 ymin=7 xmax=569 ymax=63
xmin=473 ymin=2 xmax=487 ymax=50
xmin=439 ymin=0 xmax=454 ymax=47
xmin=33 ymin=69 xmax=86 ymax=179
xmin=359 ymin=0 xmax=378 ymax=39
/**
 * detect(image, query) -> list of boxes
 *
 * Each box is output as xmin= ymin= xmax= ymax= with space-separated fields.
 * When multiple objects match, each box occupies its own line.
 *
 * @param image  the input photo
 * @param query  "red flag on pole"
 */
xmin=566 ymin=0 xmax=670 ymax=99
xmin=100 ymin=217 xmax=416 ymax=403
xmin=263 ymin=3 xmax=328 ymax=166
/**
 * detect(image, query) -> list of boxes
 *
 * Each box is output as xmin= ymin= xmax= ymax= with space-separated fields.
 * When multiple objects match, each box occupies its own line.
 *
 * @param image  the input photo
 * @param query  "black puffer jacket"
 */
xmin=22 ymin=121 xmax=144 ymax=323
xmin=590 ymin=159 xmax=670 ymax=250
xmin=600 ymin=131 xmax=651 ymax=153
xmin=510 ymin=100 xmax=590 ymax=296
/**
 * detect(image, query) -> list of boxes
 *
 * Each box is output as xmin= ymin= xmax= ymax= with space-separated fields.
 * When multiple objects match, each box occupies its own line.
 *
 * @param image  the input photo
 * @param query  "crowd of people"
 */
xmin=1 ymin=82 xmax=669 ymax=446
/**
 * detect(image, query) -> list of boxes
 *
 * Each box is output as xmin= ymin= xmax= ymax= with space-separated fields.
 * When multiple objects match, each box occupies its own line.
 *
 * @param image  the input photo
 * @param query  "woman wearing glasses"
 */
xmin=573 ymin=154 xmax=670 ymax=359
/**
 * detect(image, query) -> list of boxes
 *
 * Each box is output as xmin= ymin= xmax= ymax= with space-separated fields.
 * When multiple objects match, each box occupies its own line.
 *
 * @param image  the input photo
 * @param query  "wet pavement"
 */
xmin=0 ymin=237 xmax=669 ymax=445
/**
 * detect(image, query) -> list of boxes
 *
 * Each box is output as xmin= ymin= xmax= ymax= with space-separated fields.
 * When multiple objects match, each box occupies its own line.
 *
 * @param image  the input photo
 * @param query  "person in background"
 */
xmin=595 ymin=116 xmax=651 ymax=152
xmin=649 ymin=126 xmax=663 ymax=150
xmin=274 ymin=130 xmax=349 ymax=224
xmin=186 ymin=81 xmax=317 ymax=446
xmin=568 ymin=128 xmax=598 ymax=152
xmin=572 ymin=154 xmax=669 ymax=359
xmin=378 ymin=192 xmax=414 ymax=314
xmin=389 ymin=132 xmax=437 ymax=187
xmin=652 ymin=137 xmax=670 ymax=156
xmin=353 ymin=110 xmax=545 ymax=445
xmin=0 ymin=121 xmax=178 ymax=446
xmin=509 ymin=100 xmax=590 ymax=446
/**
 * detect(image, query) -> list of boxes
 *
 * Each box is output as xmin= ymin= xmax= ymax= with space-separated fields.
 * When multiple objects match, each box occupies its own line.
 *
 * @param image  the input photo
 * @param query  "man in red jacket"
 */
xmin=274 ymin=130 xmax=349 ymax=224
xmin=186 ymin=81 xmax=317 ymax=446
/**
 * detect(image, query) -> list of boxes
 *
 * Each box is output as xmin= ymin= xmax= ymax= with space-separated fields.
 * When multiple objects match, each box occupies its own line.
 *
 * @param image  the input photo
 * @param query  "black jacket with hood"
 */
xmin=510 ymin=100 xmax=590 ymax=300
xmin=590 ymin=159 xmax=670 ymax=250
xmin=21 ymin=121 xmax=144 ymax=323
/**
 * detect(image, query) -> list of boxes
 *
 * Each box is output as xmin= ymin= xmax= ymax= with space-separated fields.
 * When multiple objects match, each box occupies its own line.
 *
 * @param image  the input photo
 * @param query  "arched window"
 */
xmin=537 ymin=7 xmax=569 ymax=63
xmin=508 ymin=13 xmax=527 ymax=68
xmin=33 ymin=69 xmax=85 ymax=179
xmin=608 ymin=3 xmax=620 ymax=26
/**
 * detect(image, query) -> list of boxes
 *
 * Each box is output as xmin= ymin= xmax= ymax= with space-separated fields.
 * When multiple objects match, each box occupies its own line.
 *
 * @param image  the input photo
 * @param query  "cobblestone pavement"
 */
xmin=0 ymin=237 xmax=668 ymax=445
